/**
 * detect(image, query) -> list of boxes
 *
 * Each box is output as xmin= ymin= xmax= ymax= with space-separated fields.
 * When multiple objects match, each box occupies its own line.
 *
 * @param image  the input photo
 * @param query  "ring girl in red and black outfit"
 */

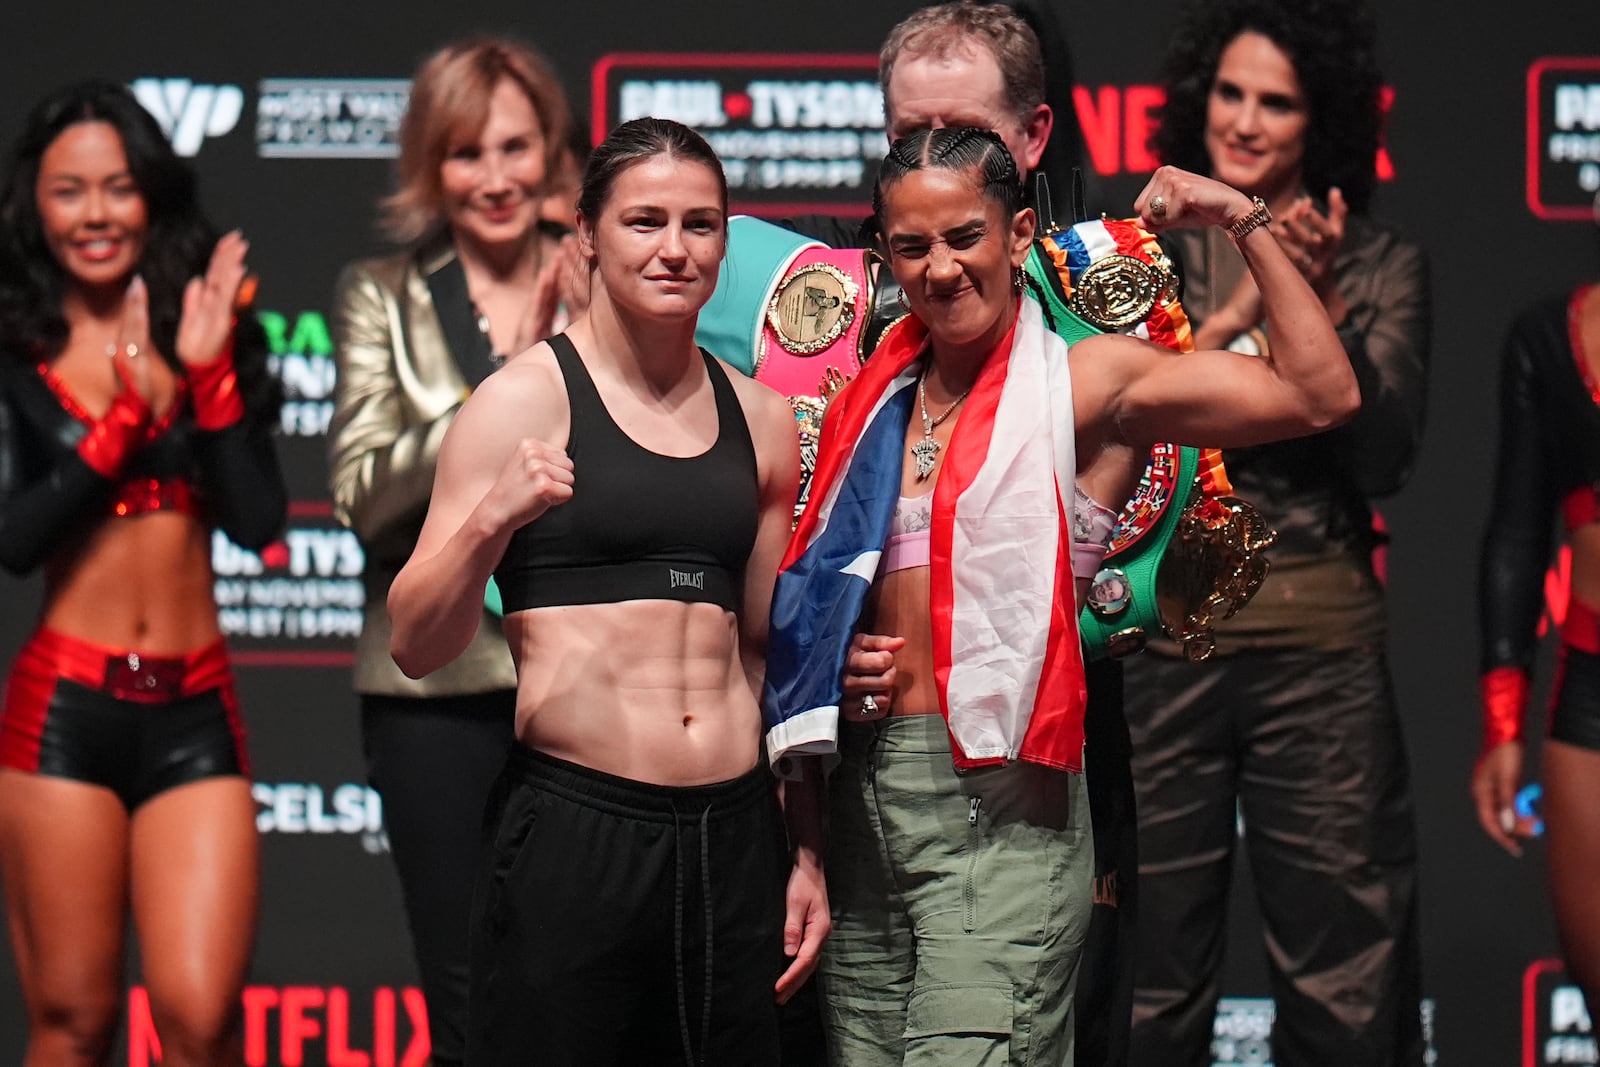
xmin=0 ymin=80 xmax=285 ymax=1065
xmin=1475 ymin=251 xmax=1600 ymax=1005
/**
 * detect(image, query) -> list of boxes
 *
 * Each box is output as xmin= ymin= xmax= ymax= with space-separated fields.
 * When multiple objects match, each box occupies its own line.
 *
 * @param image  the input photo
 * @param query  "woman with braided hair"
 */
xmin=761 ymin=124 xmax=1358 ymax=1065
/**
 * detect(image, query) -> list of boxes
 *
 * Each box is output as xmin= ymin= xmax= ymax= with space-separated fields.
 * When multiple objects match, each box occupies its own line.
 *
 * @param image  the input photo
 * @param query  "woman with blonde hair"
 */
xmin=327 ymin=36 xmax=577 ymax=1067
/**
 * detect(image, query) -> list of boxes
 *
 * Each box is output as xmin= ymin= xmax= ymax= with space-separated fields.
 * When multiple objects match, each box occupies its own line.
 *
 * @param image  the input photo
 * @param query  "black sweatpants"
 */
xmin=1123 ymin=647 xmax=1423 ymax=1067
xmin=361 ymin=690 xmax=516 ymax=1067
xmin=467 ymin=746 xmax=788 ymax=1067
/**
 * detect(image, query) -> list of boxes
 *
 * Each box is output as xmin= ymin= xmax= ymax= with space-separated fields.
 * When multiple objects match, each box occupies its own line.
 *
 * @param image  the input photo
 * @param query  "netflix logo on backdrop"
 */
xmin=1071 ymin=84 xmax=1397 ymax=182
xmin=128 ymin=986 xmax=429 ymax=1067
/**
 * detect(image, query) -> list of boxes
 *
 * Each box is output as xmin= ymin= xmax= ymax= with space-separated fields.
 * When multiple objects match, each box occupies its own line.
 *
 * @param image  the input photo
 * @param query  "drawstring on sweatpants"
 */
xmin=699 ymin=805 xmax=714 ymax=1061
xmin=670 ymin=802 xmax=716 ymax=1067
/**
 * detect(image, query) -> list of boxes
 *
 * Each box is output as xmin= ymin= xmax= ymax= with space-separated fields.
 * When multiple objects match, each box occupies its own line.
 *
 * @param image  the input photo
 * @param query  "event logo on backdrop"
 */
xmin=256 ymin=79 xmax=410 ymax=159
xmin=1212 ymin=998 xmax=1274 ymax=1066
xmin=593 ymin=54 xmax=887 ymax=217
xmin=262 ymin=309 xmax=337 ymax=439
xmin=130 ymin=78 xmax=245 ymax=157
xmin=254 ymin=781 xmax=387 ymax=853
xmin=1210 ymin=999 xmax=1438 ymax=1066
xmin=128 ymin=985 xmax=428 ymax=1067
xmin=1525 ymin=960 xmax=1596 ymax=1066
xmin=1527 ymin=57 xmax=1600 ymax=220
xmin=214 ymin=502 xmax=363 ymax=666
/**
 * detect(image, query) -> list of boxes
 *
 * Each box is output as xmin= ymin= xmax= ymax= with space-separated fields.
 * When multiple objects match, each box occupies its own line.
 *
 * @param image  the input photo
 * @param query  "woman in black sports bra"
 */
xmin=327 ymin=39 xmax=580 ymax=1067
xmin=0 ymin=81 xmax=284 ymax=1063
xmin=388 ymin=117 xmax=827 ymax=1066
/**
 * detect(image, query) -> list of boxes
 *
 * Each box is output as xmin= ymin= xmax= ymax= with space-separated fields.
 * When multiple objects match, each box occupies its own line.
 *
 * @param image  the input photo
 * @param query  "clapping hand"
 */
xmin=176 ymin=230 xmax=252 ymax=367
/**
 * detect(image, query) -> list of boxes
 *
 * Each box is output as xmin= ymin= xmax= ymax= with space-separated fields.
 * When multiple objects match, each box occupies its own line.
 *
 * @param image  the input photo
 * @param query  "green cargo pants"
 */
xmin=819 ymin=713 xmax=1094 ymax=1066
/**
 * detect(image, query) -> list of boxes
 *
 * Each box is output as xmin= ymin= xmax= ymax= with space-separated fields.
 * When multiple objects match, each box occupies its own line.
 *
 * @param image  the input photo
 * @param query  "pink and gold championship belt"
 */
xmin=697 ymin=217 xmax=877 ymax=519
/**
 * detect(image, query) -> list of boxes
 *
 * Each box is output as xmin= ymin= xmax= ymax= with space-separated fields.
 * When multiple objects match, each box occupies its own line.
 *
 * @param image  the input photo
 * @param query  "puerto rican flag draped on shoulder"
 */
xmin=762 ymin=296 xmax=1086 ymax=772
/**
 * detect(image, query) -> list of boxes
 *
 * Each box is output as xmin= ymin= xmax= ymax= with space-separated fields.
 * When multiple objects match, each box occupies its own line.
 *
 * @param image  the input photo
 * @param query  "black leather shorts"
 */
xmin=1552 ymin=645 xmax=1600 ymax=751
xmin=0 ymin=628 xmax=248 ymax=810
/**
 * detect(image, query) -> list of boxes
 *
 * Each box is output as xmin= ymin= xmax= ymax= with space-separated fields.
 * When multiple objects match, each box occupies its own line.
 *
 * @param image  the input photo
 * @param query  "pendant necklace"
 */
xmin=912 ymin=366 xmax=972 ymax=481
xmin=472 ymin=304 xmax=508 ymax=370
xmin=469 ymin=239 xmax=544 ymax=372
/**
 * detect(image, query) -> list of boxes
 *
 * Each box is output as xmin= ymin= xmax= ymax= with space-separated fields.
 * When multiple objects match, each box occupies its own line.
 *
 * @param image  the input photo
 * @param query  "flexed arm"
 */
xmin=1074 ymin=166 xmax=1360 ymax=452
xmin=388 ymin=352 xmax=572 ymax=678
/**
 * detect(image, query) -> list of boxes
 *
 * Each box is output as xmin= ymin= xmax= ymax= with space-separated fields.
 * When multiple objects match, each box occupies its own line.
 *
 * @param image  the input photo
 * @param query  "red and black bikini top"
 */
xmin=35 ymin=363 xmax=201 ymax=519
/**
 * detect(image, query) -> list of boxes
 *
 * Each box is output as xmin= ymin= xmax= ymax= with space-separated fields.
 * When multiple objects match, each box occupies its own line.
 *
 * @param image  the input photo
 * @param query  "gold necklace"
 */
xmin=911 ymin=366 xmax=972 ymax=481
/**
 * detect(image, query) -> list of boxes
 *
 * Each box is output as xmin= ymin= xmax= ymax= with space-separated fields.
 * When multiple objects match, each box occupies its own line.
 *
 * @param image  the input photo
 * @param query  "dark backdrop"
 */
xmin=0 ymin=2 xmax=1596 ymax=1063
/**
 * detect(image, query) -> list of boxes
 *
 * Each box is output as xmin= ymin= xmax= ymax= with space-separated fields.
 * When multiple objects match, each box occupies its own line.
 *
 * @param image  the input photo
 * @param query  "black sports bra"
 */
xmin=493 ymin=333 xmax=760 ymax=613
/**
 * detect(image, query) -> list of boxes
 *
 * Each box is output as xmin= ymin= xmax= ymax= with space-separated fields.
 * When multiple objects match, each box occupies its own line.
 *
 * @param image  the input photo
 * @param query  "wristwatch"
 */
xmin=1226 ymin=196 xmax=1272 ymax=241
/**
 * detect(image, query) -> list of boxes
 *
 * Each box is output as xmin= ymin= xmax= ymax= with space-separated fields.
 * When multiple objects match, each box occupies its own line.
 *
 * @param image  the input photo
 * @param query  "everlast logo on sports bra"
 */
xmin=670 ymin=568 xmax=707 ymax=591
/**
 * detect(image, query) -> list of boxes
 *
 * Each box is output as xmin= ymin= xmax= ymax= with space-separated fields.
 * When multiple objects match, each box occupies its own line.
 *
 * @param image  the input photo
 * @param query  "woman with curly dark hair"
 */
xmin=1122 ymin=1 xmax=1432 ymax=1064
xmin=0 ymin=79 xmax=284 ymax=1064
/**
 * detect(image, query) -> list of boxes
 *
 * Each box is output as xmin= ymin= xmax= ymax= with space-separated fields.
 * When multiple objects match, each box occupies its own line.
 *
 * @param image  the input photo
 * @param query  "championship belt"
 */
xmin=698 ymin=216 xmax=879 ymax=519
xmin=1023 ymin=216 xmax=1274 ymax=661
xmin=698 ymin=214 xmax=1274 ymax=659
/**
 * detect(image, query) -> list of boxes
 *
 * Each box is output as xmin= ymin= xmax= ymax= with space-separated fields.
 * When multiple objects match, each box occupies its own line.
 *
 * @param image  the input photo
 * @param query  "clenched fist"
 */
xmin=485 ymin=437 xmax=575 ymax=530
xmin=1135 ymin=165 xmax=1257 ymax=233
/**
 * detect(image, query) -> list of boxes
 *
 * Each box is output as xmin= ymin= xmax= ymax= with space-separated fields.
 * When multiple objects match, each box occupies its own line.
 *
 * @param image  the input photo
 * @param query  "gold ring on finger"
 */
xmin=1149 ymin=195 xmax=1167 ymax=219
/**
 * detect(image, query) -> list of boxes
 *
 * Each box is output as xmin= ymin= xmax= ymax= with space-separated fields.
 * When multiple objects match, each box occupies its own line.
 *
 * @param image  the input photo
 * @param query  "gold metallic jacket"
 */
xmin=329 ymin=239 xmax=517 ymax=696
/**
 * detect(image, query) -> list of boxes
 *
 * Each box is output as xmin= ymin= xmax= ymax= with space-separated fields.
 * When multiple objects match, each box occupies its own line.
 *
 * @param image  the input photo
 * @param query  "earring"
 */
xmin=1013 ymin=266 xmax=1026 ymax=294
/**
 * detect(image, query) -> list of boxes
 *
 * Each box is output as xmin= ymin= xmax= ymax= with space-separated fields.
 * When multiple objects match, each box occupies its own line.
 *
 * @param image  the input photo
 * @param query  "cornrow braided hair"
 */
xmin=873 ymin=126 xmax=1023 ymax=223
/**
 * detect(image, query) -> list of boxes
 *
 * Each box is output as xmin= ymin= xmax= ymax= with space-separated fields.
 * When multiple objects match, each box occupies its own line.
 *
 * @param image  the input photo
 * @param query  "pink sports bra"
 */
xmin=880 ymin=485 xmax=1118 ymax=580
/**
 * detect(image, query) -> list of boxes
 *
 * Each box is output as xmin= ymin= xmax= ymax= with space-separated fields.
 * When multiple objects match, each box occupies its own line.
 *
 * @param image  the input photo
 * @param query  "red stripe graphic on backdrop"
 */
xmin=230 ymin=650 xmax=356 ymax=669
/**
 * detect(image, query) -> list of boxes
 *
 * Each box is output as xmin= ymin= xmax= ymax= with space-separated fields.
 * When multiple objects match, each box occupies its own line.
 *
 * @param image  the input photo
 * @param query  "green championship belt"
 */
xmin=700 ymin=214 xmax=1272 ymax=661
xmin=1023 ymin=218 xmax=1272 ymax=661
